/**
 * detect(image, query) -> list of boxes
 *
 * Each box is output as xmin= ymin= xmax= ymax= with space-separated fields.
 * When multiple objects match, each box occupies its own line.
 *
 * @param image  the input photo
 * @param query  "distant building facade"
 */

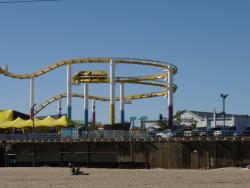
xmin=177 ymin=110 xmax=250 ymax=130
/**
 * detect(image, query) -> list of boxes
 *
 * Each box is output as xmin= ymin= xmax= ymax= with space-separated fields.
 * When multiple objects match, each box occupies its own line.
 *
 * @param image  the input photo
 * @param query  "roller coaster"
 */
xmin=0 ymin=57 xmax=177 ymax=127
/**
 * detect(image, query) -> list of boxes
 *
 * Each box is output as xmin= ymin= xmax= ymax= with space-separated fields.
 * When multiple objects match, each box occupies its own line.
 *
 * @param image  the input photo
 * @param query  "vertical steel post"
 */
xmin=223 ymin=98 xmax=225 ymax=129
xmin=92 ymin=99 xmax=96 ymax=126
xmin=221 ymin=94 xmax=228 ymax=129
xmin=120 ymin=83 xmax=125 ymax=123
xmin=110 ymin=59 xmax=116 ymax=125
xmin=213 ymin=112 xmax=217 ymax=128
xmin=84 ymin=84 xmax=89 ymax=127
xmin=167 ymin=67 xmax=174 ymax=127
xmin=58 ymin=99 xmax=62 ymax=118
xmin=67 ymin=64 xmax=72 ymax=120
xmin=30 ymin=77 xmax=35 ymax=119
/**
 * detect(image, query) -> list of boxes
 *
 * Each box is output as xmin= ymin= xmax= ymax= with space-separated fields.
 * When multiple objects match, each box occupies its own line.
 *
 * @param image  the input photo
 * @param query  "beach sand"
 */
xmin=0 ymin=167 xmax=250 ymax=188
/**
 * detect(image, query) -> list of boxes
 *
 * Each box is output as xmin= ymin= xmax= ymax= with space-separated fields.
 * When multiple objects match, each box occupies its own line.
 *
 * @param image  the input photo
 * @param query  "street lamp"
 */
xmin=220 ymin=94 xmax=229 ymax=129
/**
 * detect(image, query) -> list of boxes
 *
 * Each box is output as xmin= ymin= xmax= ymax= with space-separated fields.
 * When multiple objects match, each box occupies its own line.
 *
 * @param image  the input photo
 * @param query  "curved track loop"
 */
xmin=0 ymin=57 xmax=177 ymax=79
xmin=34 ymin=91 xmax=167 ymax=115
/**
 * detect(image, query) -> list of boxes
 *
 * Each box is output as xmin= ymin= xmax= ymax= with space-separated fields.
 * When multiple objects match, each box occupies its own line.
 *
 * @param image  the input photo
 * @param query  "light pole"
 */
xmin=220 ymin=94 xmax=229 ymax=129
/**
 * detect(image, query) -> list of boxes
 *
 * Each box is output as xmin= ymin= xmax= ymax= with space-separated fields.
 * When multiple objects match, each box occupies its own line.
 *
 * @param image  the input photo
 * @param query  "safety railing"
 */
xmin=0 ymin=130 xmax=250 ymax=142
xmin=0 ymin=133 xmax=60 ymax=141
xmin=0 ymin=131 xmax=151 ymax=141
xmin=80 ymin=130 xmax=149 ymax=140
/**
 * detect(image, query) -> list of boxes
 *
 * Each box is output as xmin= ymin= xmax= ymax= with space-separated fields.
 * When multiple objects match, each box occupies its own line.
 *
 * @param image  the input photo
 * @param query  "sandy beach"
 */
xmin=0 ymin=167 xmax=249 ymax=188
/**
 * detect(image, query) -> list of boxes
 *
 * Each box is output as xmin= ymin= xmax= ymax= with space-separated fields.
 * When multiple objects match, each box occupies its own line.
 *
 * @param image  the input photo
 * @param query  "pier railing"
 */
xmin=82 ymin=130 xmax=149 ymax=140
xmin=0 ymin=131 xmax=150 ymax=142
xmin=0 ymin=130 xmax=250 ymax=142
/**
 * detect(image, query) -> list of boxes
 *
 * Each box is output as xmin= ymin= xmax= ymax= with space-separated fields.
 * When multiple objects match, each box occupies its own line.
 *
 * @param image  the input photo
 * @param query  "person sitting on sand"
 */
xmin=71 ymin=167 xmax=76 ymax=175
xmin=76 ymin=167 xmax=81 ymax=175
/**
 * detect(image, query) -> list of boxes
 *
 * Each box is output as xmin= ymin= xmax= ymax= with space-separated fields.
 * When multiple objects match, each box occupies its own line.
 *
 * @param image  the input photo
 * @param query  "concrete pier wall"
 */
xmin=1 ymin=141 xmax=250 ymax=169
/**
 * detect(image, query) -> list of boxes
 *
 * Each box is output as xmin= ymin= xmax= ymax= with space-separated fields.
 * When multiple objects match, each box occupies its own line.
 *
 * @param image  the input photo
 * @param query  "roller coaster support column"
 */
xmin=30 ymin=77 xmax=35 ymax=119
xmin=67 ymin=64 xmax=72 ymax=120
xmin=168 ymin=67 xmax=174 ymax=127
xmin=92 ymin=99 xmax=96 ymax=126
xmin=58 ymin=99 xmax=62 ymax=118
xmin=110 ymin=59 xmax=116 ymax=125
xmin=120 ymin=83 xmax=125 ymax=124
xmin=84 ymin=84 xmax=89 ymax=127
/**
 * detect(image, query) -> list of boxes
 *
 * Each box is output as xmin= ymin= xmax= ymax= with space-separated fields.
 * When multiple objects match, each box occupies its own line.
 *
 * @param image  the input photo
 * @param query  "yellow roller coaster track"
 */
xmin=0 ymin=57 xmax=177 ymax=79
xmin=34 ymin=91 xmax=168 ymax=115
xmin=0 ymin=57 xmax=177 ymax=115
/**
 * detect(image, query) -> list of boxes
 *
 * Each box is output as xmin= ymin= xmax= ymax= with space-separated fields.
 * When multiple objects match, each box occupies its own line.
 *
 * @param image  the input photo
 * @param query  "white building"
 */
xmin=177 ymin=110 xmax=250 ymax=130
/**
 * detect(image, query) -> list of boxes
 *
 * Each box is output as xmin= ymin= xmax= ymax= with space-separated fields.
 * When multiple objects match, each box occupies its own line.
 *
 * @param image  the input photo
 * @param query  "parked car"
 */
xmin=175 ymin=129 xmax=184 ymax=137
xmin=232 ymin=130 xmax=243 ymax=137
xmin=213 ymin=129 xmax=223 ymax=137
xmin=242 ymin=128 xmax=250 ymax=137
xmin=191 ymin=128 xmax=200 ymax=137
xmin=147 ymin=127 xmax=157 ymax=137
xmin=156 ymin=129 xmax=176 ymax=138
xmin=199 ymin=128 xmax=214 ymax=137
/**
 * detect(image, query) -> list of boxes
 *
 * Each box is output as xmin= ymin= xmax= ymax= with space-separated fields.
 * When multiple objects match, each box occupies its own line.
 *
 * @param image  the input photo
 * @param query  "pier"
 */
xmin=1 ymin=132 xmax=250 ymax=169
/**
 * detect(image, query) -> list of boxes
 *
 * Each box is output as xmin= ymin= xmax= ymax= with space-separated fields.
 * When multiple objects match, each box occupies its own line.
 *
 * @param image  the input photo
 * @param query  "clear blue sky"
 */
xmin=0 ymin=0 xmax=249 ymax=123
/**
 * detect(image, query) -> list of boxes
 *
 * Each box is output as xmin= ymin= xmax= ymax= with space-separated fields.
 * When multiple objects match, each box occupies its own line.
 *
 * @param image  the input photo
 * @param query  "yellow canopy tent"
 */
xmin=25 ymin=118 xmax=44 ymax=128
xmin=34 ymin=116 xmax=77 ymax=132
xmin=0 ymin=115 xmax=77 ymax=129
xmin=35 ymin=116 xmax=76 ymax=128
xmin=36 ymin=116 xmax=56 ymax=127
xmin=10 ymin=117 xmax=30 ymax=129
xmin=0 ymin=120 xmax=13 ymax=129
xmin=0 ymin=117 xmax=34 ymax=129
xmin=0 ymin=110 xmax=13 ymax=121
xmin=55 ymin=116 xmax=77 ymax=127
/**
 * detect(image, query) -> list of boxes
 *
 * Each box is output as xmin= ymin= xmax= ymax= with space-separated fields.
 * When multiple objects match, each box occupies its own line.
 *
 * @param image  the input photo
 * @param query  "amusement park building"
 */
xmin=178 ymin=110 xmax=250 ymax=130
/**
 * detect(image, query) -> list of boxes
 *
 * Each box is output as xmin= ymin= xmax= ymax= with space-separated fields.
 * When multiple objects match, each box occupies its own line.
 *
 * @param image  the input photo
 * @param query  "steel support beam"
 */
xmin=67 ymin=64 xmax=72 ymax=119
xmin=168 ymin=67 xmax=174 ymax=127
xmin=30 ymin=77 xmax=35 ymax=119
xmin=84 ymin=84 xmax=89 ymax=127
xmin=110 ymin=59 xmax=116 ymax=125
xmin=120 ymin=83 xmax=125 ymax=123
